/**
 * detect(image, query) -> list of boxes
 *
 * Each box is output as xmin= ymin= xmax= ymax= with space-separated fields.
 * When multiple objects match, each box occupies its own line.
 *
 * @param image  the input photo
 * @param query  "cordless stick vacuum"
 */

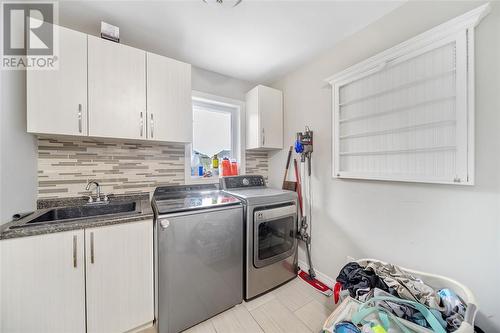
xmin=294 ymin=127 xmax=333 ymax=297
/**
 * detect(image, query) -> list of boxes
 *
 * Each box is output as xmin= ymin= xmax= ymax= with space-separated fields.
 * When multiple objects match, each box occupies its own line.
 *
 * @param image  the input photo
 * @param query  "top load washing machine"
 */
xmin=152 ymin=184 xmax=243 ymax=333
xmin=220 ymin=175 xmax=298 ymax=300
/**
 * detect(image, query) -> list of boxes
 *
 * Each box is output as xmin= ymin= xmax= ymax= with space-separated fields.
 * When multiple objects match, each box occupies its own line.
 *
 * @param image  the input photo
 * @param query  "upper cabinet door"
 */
xmin=259 ymin=86 xmax=283 ymax=149
xmin=245 ymin=87 xmax=260 ymax=149
xmin=27 ymin=25 xmax=88 ymax=136
xmin=88 ymin=36 xmax=146 ymax=140
xmin=147 ymin=53 xmax=192 ymax=142
xmin=245 ymin=85 xmax=283 ymax=150
xmin=0 ymin=231 xmax=86 ymax=333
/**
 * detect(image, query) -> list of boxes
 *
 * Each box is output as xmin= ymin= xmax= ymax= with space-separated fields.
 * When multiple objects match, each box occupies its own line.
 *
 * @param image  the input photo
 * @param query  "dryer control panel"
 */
xmin=220 ymin=175 xmax=266 ymax=189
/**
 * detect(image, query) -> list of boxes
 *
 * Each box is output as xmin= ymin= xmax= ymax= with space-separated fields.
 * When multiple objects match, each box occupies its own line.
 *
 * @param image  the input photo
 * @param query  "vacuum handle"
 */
xmin=285 ymin=146 xmax=293 ymax=169
xmin=283 ymin=146 xmax=293 ymax=182
xmin=294 ymin=158 xmax=303 ymax=216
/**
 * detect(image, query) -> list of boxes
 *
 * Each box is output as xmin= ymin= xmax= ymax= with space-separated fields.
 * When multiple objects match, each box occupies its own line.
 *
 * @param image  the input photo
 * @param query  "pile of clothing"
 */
xmin=333 ymin=261 xmax=467 ymax=333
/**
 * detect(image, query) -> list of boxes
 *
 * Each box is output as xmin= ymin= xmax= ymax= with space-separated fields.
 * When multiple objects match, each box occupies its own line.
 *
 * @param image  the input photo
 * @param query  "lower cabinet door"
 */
xmin=0 ymin=231 xmax=86 ymax=333
xmin=85 ymin=220 xmax=154 ymax=333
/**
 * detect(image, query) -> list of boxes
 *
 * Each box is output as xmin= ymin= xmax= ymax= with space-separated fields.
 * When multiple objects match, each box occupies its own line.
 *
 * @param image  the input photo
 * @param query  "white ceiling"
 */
xmin=58 ymin=1 xmax=404 ymax=83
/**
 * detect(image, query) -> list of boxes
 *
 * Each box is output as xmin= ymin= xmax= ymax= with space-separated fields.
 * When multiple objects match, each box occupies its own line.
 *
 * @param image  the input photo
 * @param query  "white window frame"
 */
xmin=185 ymin=91 xmax=246 ymax=184
xmin=325 ymin=4 xmax=490 ymax=185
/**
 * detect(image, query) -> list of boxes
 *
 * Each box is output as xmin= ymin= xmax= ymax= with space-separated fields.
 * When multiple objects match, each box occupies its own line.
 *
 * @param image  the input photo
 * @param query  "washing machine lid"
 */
xmin=153 ymin=184 xmax=240 ymax=215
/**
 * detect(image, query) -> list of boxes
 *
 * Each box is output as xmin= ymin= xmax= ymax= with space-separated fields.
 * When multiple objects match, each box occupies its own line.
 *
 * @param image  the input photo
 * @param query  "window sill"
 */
xmin=186 ymin=176 xmax=220 ymax=185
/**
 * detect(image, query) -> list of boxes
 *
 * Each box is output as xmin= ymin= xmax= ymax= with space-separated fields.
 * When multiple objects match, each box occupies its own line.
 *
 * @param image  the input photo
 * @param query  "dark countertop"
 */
xmin=0 ymin=194 xmax=153 ymax=240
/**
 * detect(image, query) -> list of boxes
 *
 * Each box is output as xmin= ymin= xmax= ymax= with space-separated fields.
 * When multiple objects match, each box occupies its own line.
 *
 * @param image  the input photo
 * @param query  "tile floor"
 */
xmin=143 ymin=277 xmax=336 ymax=333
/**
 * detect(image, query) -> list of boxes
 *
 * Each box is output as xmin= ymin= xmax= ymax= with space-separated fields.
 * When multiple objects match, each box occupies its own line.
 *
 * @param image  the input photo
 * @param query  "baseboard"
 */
xmin=298 ymin=260 xmax=337 ymax=288
xmin=126 ymin=320 xmax=155 ymax=333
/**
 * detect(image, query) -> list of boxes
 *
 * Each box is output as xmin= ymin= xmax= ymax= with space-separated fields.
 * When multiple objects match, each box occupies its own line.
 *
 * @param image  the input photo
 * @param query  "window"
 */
xmin=326 ymin=4 xmax=490 ymax=185
xmin=187 ymin=92 xmax=244 ymax=182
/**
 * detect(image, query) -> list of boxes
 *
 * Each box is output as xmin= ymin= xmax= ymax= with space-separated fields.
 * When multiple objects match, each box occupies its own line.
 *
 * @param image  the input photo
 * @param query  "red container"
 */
xmin=230 ymin=161 xmax=238 ymax=176
xmin=221 ymin=158 xmax=231 ymax=176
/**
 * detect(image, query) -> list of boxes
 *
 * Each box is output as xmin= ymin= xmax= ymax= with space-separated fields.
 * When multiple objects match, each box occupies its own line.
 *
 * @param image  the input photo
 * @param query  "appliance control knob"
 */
xmin=159 ymin=219 xmax=170 ymax=229
xmin=242 ymin=178 xmax=249 ymax=186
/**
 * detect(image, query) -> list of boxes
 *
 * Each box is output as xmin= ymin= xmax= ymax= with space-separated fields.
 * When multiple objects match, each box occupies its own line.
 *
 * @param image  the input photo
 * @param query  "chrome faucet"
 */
xmin=85 ymin=181 xmax=105 ymax=203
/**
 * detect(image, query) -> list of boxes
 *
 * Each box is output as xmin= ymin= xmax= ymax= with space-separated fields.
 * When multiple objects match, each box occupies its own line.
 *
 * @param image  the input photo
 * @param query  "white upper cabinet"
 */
xmin=27 ymin=25 xmax=88 ymax=136
xmin=246 ymin=85 xmax=283 ymax=150
xmin=88 ymin=35 xmax=147 ymax=140
xmin=0 ymin=231 xmax=86 ymax=333
xmin=26 ymin=25 xmax=194 ymax=143
xmin=146 ymin=53 xmax=192 ymax=142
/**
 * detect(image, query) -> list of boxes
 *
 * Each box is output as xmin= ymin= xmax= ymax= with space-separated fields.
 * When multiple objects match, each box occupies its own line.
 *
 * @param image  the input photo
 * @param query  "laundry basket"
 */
xmin=323 ymin=258 xmax=477 ymax=333
xmin=323 ymin=297 xmax=434 ymax=333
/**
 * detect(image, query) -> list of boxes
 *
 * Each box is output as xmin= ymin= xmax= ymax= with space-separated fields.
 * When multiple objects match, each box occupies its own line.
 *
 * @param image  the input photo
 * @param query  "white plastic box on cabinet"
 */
xmin=27 ymin=25 xmax=88 ymax=136
xmin=246 ymin=85 xmax=283 ymax=150
xmin=326 ymin=4 xmax=490 ymax=185
xmin=147 ymin=52 xmax=192 ymax=143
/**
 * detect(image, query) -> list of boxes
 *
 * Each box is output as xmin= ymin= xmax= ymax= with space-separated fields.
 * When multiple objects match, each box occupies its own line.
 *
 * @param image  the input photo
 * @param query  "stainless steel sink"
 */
xmin=10 ymin=201 xmax=140 ymax=228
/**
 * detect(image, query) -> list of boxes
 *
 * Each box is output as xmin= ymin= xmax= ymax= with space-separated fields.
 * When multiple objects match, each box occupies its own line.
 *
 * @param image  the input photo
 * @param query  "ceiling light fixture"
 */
xmin=202 ymin=0 xmax=242 ymax=8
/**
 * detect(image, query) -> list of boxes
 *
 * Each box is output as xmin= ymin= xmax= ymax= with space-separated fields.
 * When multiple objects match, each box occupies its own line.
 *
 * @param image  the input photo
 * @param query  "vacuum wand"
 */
xmin=294 ymin=159 xmax=315 ymax=278
xmin=295 ymin=127 xmax=315 ymax=277
xmin=294 ymin=127 xmax=331 ymax=296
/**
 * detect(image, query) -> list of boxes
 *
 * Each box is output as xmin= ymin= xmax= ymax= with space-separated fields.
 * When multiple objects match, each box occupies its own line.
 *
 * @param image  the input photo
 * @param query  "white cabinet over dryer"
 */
xmin=246 ymin=85 xmax=283 ymax=150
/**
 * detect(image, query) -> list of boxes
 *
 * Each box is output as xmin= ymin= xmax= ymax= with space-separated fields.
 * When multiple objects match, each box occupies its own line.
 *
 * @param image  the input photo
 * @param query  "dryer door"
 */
xmin=253 ymin=203 xmax=297 ymax=268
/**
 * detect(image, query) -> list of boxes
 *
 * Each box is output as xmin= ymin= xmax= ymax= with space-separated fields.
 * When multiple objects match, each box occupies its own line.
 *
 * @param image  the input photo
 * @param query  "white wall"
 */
xmin=0 ymin=71 xmax=38 ymax=223
xmin=192 ymin=66 xmax=254 ymax=101
xmin=269 ymin=1 xmax=500 ymax=331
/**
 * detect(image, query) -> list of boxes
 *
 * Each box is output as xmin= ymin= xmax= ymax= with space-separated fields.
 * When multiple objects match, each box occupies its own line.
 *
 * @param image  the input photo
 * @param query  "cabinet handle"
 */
xmin=262 ymin=128 xmax=265 ymax=146
xmin=150 ymin=113 xmax=154 ymax=138
xmin=90 ymin=232 xmax=95 ymax=264
xmin=140 ymin=112 xmax=144 ymax=137
xmin=77 ymin=104 xmax=82 ymax=133
xmin=73 ymin=235 xmax=77 ymax=268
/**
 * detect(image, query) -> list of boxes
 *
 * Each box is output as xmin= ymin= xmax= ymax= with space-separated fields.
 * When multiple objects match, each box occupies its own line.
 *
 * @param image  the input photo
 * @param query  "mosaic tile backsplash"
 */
xmin=38 ymin=138 xmax=269 ymax=198
xmin=245 ymin=150 xmax=269 ymax=178
xmin=38 ymin=138 xmax=185 ymax=198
